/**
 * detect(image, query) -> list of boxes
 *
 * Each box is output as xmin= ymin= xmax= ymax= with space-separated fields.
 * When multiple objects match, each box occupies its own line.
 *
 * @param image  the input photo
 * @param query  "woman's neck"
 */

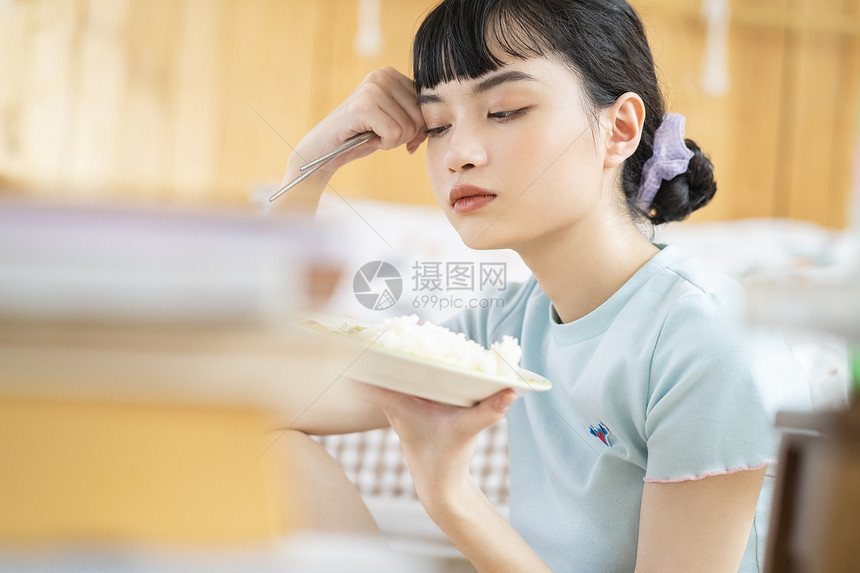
xmin=515 ymin=213 xmax=659 ymax=324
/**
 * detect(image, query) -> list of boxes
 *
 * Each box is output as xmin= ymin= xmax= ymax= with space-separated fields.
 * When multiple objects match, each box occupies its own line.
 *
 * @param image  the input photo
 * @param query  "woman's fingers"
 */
xmin=384 ymin=69 xmax=429 ymax=154
xmin=462 ymin=389 xmax=516 ymax=434
xmin=406 ymin=131 xmax=428 ymax=155
xmin=353 ymin=69 xmax=424 ymax=150
xmin=294 ymin=67 xmax=424 ymax=175
xmin=361 ymin=384 xmax=517 ymax=499
xmin=381 ymin=67 xmax=427 ymax=140
xmin=361 ymin=383 xmax=517 ymax=439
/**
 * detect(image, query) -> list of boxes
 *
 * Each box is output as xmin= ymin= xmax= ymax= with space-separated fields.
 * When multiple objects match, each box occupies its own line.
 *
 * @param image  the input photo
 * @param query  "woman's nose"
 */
xmin=445 ymin=126 xmax=488 ymax=173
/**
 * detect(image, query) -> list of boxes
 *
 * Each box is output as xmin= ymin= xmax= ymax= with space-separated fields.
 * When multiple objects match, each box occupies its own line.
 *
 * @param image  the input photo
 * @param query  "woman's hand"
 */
xmin=361 ymin=386 xmax=516 ymax=506
xmin=275 ymin=67 xmax=426 ymax=213
xmin=290 ymin=67 xmax=427 ymax=181
xmin=364 ymin=386 xmax=553 ymax=573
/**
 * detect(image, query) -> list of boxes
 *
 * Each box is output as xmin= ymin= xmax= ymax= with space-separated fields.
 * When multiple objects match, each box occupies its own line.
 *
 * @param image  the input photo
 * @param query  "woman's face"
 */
xmin=419 ymin=56 xmax=614 ymax=251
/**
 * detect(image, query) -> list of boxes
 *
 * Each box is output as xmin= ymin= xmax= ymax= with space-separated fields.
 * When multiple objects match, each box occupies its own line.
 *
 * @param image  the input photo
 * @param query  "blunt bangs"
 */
xmin=412 ymin=0 xmax=558 ymax=92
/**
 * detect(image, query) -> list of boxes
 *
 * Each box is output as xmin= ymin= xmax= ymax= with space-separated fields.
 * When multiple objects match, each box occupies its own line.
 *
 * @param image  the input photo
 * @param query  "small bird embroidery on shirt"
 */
xmin=589 ymin=422 xmax=611 ymax=446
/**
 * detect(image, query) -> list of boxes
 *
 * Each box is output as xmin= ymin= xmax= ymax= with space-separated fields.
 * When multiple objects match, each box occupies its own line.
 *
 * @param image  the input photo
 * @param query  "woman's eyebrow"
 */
xmin=417 ymin=70 xmax=538 ymax=106
xmin=470 ymin=70 xmax=536 ymax=95
xmin=417 ymin=92 xmax=443 ymax=106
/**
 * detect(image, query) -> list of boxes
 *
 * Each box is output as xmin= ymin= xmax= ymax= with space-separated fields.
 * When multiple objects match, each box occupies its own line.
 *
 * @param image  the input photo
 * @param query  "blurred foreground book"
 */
xmin=0 ymin=199 xmax=433 ymax=572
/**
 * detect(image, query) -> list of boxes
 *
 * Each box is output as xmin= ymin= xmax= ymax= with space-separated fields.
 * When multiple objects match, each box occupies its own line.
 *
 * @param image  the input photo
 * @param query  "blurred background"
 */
xmin=0 ymin=0 xmax=857 ymax=226
xmin=1 ymin=1 xmax=859 ymax=571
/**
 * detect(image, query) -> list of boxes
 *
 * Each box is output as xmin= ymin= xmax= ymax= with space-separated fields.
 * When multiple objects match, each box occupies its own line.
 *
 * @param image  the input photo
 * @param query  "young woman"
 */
xmin=277 ymin=1 xmax=809 ymax=571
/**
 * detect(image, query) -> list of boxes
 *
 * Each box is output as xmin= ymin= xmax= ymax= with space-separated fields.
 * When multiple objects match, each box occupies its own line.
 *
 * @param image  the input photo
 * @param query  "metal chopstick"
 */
xmin=268 ymin=132 xmax=375 ymax=203
xmin=298 ymin=132 xmax=374 ymax=172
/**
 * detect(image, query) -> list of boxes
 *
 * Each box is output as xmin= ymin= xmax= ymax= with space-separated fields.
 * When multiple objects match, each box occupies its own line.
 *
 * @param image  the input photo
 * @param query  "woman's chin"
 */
xmin=442 ymin=207 xmax=521 ymax=250
xmin=455 ymin=227 xmax=511 ymax=251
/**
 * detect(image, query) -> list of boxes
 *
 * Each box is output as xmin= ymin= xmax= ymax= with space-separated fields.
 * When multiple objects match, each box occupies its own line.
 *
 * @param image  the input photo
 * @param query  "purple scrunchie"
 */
xmin=637 ymin=113 xmax=694 ymax=209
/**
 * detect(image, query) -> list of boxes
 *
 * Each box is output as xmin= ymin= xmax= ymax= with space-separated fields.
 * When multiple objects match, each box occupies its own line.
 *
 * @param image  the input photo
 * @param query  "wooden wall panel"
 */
xmin=781 ymin=0 xmax=851 ymax=227
xmin=635 ymin=0 xmax=791 ymax=223
xmin=17 ymin=0 xmax=81 ymax=194
xmin=635 ymin=0 xmax=860 ymax=227
xmin=725 ymin=0 xmax=789 ymax=222
xmin=69 ymin=0 xmax=131 ymax=197
xmin=216 ymin=0 xmax=272 ymax=202
xmin=245 ymin=0 xmax=321 ymax=201
xmin=0 ymin=0 xmax=858 ymax=228
xmin=121 ymin=0 xmax=180 ymax=201
xmin=320 ymin=0 xmax=434 ymax=205
xmin=169 ymin=0 xmax=226 ymax=201
xmin=635 ymin=1 xmax=735 ymax=223
xmin=0 ymin=0 xmax=28 ymax=185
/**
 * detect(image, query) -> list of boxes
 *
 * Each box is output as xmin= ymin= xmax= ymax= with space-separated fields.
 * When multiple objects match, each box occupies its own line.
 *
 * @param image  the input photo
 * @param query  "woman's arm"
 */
xmin=424 ymin=475 xmax=553 ymax=572
xmin=365 ymin=386 xmax=553 ymax=572
xmin=284 ymin=396 xmax=390 ymax=436
xmin=431 ymin=457 xmax=764 ymax=573
xmin=272 ymin=67 xmax=427 ymax=215
xmin=368 ymin=380 xmax=766 ymax=572
xmin=634 ymin=468 xmax=766 ymax=573
xmin=270 ymin=68 xmax=425 ymax=435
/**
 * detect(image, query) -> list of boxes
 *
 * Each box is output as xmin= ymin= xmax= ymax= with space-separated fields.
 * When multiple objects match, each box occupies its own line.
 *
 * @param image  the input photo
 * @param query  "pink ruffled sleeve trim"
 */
xmin=643 ymin=460 xmax=776 ymax=483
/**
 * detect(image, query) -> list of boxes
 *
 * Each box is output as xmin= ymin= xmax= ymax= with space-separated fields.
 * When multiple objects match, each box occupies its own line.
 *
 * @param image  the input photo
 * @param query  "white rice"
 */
xmin=353 ymin=314 xmax=522 ymax=379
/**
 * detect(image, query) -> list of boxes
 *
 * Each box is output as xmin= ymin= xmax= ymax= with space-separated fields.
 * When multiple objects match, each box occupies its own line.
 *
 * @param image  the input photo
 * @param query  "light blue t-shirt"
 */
xmin=444 ymin=245 xmax=810 ymax=572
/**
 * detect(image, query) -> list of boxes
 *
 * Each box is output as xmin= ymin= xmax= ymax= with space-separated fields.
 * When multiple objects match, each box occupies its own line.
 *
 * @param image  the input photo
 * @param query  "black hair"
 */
xmin=412 ymin=0 xmax=716 ymax=225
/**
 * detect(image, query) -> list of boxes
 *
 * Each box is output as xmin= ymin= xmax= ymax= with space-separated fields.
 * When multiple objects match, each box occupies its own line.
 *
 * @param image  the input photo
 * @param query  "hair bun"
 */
xmin=647 ymin=139 xmax=716 ymax=225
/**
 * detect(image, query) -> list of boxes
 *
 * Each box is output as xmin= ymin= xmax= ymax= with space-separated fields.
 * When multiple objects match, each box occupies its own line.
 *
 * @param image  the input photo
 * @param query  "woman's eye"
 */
xmin=489 ymin=108 xmax=527 ymax=121
xmin=424 ymin=125 xmax=449 ymax=137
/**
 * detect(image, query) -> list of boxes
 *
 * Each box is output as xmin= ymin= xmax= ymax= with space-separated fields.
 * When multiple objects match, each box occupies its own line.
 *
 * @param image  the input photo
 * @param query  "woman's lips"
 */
xmin=449 ymin=185 xmax=497 ymax=214
xmin=452 ymin=195 xmax=496 ymax=214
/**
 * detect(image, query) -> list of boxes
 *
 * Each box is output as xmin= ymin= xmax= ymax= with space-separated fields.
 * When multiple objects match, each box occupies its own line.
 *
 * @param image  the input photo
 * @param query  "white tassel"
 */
xmin=701 ymin=0 xmax=730 ymax=96
xmin=355 ymin=0 xmax=383 ymax=58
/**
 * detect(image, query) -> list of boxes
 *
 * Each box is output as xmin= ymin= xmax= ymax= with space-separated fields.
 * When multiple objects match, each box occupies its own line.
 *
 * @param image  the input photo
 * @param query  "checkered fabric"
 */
xmin=316 ymin=419 xmax=510 ymax=506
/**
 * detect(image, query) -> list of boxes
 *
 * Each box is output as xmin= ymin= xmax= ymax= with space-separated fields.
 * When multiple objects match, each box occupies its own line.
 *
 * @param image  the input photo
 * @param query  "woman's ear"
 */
xmin=602 ymin=92 xmax=645 ymax=169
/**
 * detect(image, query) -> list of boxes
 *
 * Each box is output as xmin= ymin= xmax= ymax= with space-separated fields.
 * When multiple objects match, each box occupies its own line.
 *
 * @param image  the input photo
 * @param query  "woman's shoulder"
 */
xmin=648 ymin=244 xmax=742 ymax=298
xmin=640 ymin=245 xmax=745 ymax=326
xmin=640 ymin=245 xmax=753 ymax=354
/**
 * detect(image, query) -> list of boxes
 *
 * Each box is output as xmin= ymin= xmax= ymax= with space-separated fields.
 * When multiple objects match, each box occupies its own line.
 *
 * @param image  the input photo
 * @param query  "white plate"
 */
xmin=301 ymin=320 xmax=552 ymax=407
